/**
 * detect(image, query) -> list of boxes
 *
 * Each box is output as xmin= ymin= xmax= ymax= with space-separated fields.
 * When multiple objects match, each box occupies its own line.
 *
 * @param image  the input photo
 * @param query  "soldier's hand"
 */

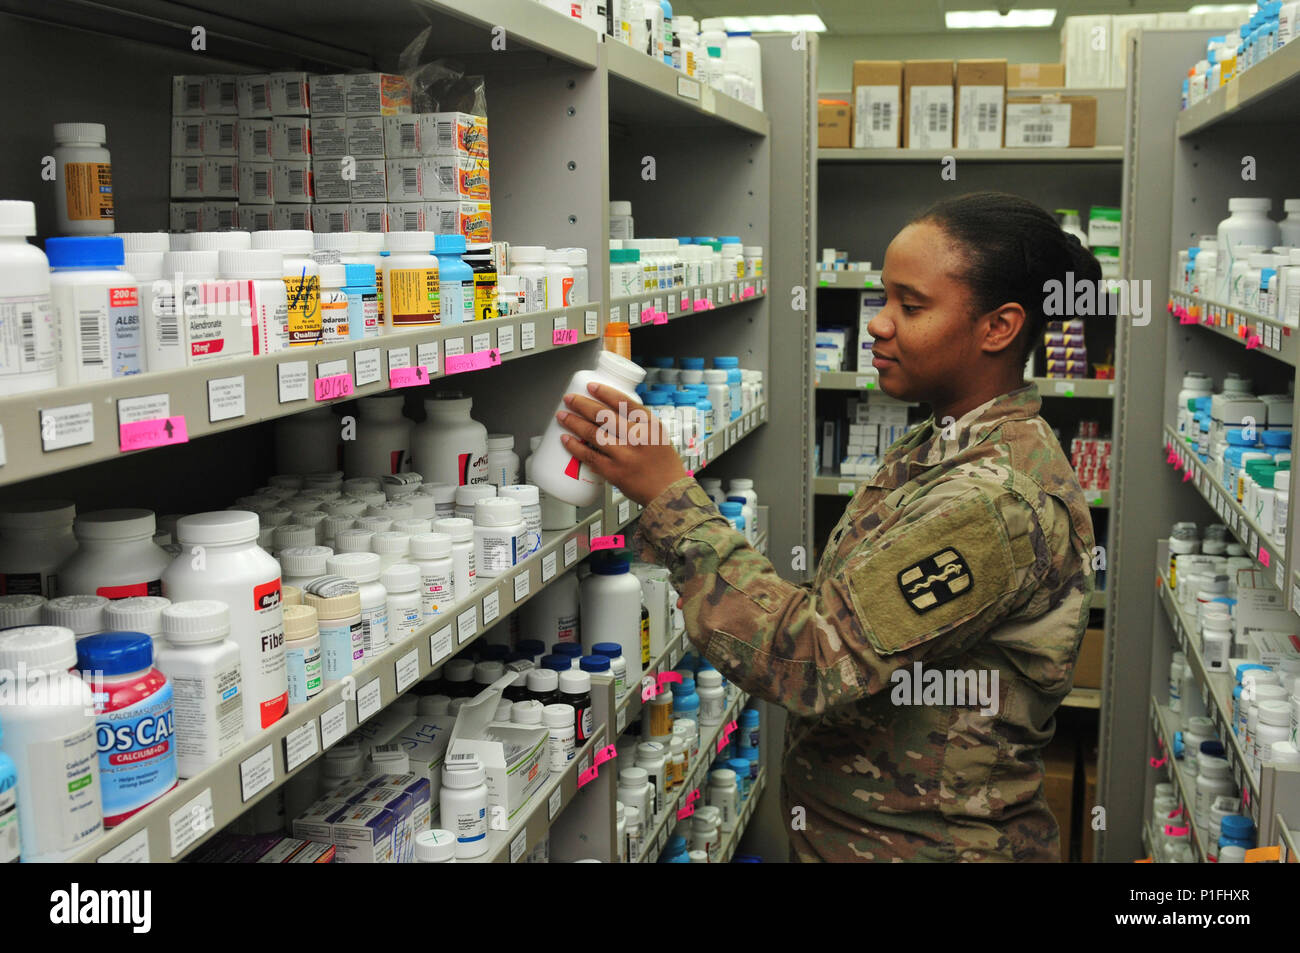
xmin=556 ymin=382 xmax=688 ymax=507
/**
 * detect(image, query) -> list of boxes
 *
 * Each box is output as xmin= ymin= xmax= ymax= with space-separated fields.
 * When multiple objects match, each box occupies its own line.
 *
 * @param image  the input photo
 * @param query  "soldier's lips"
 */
xmin=872 ymin=354 xmax=898 ymax=370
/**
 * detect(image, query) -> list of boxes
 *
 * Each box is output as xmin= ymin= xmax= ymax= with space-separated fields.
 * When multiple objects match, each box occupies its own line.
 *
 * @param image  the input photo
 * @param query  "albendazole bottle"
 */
xmin=155 ymin=600 xmax=244 ymax=778
xmin=47 ymin=236 xmax=142 ymax=383
xmin=0 ymin=201 xmax=57 ymax=396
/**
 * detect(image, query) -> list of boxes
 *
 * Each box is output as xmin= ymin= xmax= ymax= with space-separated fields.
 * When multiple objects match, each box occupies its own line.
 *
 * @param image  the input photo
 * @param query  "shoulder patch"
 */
xmin=898 ymin=548 xmax=973 ymax=613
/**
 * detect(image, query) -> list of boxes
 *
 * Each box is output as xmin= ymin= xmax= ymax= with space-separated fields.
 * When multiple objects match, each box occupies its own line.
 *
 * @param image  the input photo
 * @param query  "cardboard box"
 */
xmin=171 ymin=117 xmax=207 ymax=157
xmin=1060 ymin=15 xmax=1113 ymax=87
xmin=238 ymin=161 xmax=273 ymax=205
xmin=309 ymin=74 xmax=346 ymax=117
xmin=392 ymin=716 xmax=456 ymax=816
xmin=328 ymin=803 xmax=396 ymax=863
xmin=346 ymin=116 xmax=388 ymax=158
xmin=350 ymin=204 xmax=388 ymax=232
xmin=236 ymin=75 xmax=273 ymax=118
xmin=172 ymin=75 xmax=207 ymax=116
xmin=271 ymin=117 xmax=312 ymax=159
xmin=386 ymin=202 xmax=424 ymax=232
xmin=311 ymin=204 xmax=350 ymax=233
xmin=170 ymin=158 xmax=206 ymax=199
xmin=1110 ymin=14 xmax=1159 ymax=87
xmin=446 ymin=675 xmax=547 ymax=824
xmin=1005 ymin=95 xmax=1097 ymax=148
xmin=309 ymin=117 xmax=348 ymax=157
xmin=345 ymin=72 xmax=412 ymax=116
xmin=852 ymin=60 xmax=902 ymax=148
xmin=170 ymin=202 xmax=201 ymax=233
xmin=312 ymin=159 xmax=351 ymax=203
xmin=1073 ymin=626 xmax=1104 ymax=689
xmin=818 ymin=101 xmax=852 ymax=148
xmin=384 ymin=112 xmax=489 ymax=158
xmin=273 ymin=160 xmax=313 ymax=203
xmin=1041 ymin=738 xmax=1076 ymax=860
xmin=427 ymin=200 xmax=492 ymax=243
xmin=903 ymin=60 xmax=954 ymax=149
xmin=200 ymin=202 xmax=238 ymax=232
xmin=237 ymin=204 xmax=274 ymax=232
xmin=273 ymin=204 xmax=311 ymax=230
xmin=385 ymin=156 xmax=491 ymax=202
xmin=237 ymin=119 xmax=273 ymax=162
xmin=269 ymin=72 xmax=311 ymax=116
xmin=204 ymin=74 xmax=239 ymax=115
xmin=1008 ymin=63 xmax=1066 ymax=88
xmin=204 ymin=158 xmax=239 ymax=199
xmin=350 ymin=159 xmax=387 ymax=202
xmin=956 ymin=59 xmax=1005 ymax=150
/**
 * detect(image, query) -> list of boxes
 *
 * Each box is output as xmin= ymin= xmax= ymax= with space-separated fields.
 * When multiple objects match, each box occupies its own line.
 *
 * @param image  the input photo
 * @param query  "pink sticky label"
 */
xmin=741 ymin=286 xmax=756 ymax=299
xmin=1164 ymin=824 xmax=1190 ymax=837
xmin=657 ymin=671 xmax=683 ymax=690
xmin=1180 ymin=313 xmax=1198 ymax=325
xmin=1259 ymin=547 xmax=1271 ymax=568
xmin=694 ymin=299 xmax=709 ymax=310
xmin=315 ymin=373 xmax=354 ymax=401
xmin=1245 ymin=334 xmax=1262 ymax=350
xmin=577 ymin=765 xmax=599 ymax=788
xmin=590 ymin=534 xmax=625 ymax=551
xmin=1243 ymin=787 xmax=1251 ymax=806
xmin=716 ymin=719 xmax=739 ymax=752
xmin=652 ymin=312 xmax=668 ymax=325
xmin=685 ymin=789 xmax=701 ymax=804
xmin=444 ymin=348 xmax=502 ymax=375
xmin=1167 ymin=805 xmax=1183 ymax=819
xmin=686 ymin=469 xmax=694 ymax=477
xmin=388 ymin=365 xmax=430 ymax=388
xmin=1150 ymin=756 xmax=1167 ymax=768
xmin=681 ymin=298 xmax=693 ymax=313
xmin=119 ymin=416 xmax=189 ymax=452
xmin=676 ymin=803 xmax=696 ymax=820
xmin=552 ymin=328 xmax=578 ymax=345
xmin=593 ymin=744 xmax=618 ymax=767
xmin=1182 ymin=469 xmax=1193 ymax=483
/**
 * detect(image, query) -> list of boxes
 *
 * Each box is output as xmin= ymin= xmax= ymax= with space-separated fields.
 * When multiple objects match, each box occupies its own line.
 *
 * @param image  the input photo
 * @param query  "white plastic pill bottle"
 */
xmin=530 ymin=351 xmax=647 ymax=506
xmin=219 ymin=248 xmax=288 ymax=354
xmin=282 ymin=603 xmax=323 ymax=707
xmin=441 ymin=751 xmax=489 ymax=858
xmin=510 ymin=246 xmax=548 ymax=313
xmin=0 ymin=500 xmax=77 ymax=598
xmin=0 ymin=625 xmax=103 ymax=861
xmin=41 ymin=594 xmax=109 ymax=639
xmin=433 ymin=517 xmax=476 ymax=595
xmin=302 ymin=575 xmax=363 ymax=685
xmin=497 ymin=484 xmax=541 ymax=558
xmin=163 ymin=511 xmax=287 ymax=738
xmin=103 ymin=594 xmax=172 ymax=651
xmin=409 ymin=533 xmax=456 ymax=618
xmin=544 ymin=249 xmax=575 ymax=310
xmin=414 ymin=828 xmax=457 ymax=863
xmin=345 ymin=393 xmax=412 ymax=478
xmin=383 ymin=231 xmax=440 ymax=330
xmin=474 ymin=498 xmax=526 ymax=578
xmin=487 ymin=434 xmax=521 ymax=486
xmin=526 ymin=436 xmax=579 ymax=531
xmin=0 ymin=201 xmax=58 ymax=395
xmin=411 ymin=394 xmax=490 ymax=487
xmin=327 ymin=551 xmax=388 ymax=656
xmin=58 ymin=509 xmax=172 ymax=599
xmin=278 ymin=544 xmax=332 ymax=589
xmin=155 ymin=599 xmax=244 ymax=778
xmin=251 ymin=229 xmax=321 ymax=346
xmin=382 ymin=562 xmax=423 ymax=642
xmin=544 ymin=702 xmax=577 ymax=770
xmin=318 ymin=263 xmax=351 ymax=345
xmin=47 ymin=236 xmax=143 ymax=383
xmin=53 ymin=122 xmax=114 ymax=235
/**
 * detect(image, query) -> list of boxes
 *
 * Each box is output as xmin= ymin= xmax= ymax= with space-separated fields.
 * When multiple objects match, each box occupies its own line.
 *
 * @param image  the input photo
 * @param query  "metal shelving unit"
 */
xmin=1168 ymin=291 xmax=1299 ymax=367
xmin=1150 ymin=700 xmax=1207 ymax=861
xmin=817 ymin=146 xmax=1125 ymax=163
xmin=1175 ymin=34 xmax=1300 ymax=136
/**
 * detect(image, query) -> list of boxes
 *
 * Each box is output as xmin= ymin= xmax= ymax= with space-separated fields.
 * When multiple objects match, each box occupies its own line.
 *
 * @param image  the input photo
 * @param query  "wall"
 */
xmin=817 ymin=32 xmax=1061 ymax=91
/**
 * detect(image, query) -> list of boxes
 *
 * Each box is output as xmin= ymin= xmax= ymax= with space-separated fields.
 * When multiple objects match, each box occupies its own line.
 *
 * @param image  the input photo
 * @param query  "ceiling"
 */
xmin=670 ymin=0 xmax=1221 ymax=34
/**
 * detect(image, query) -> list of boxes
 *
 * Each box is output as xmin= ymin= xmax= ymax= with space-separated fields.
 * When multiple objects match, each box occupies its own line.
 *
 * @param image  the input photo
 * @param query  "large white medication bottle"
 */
xmin=411 ymin=394 xmax=489 ymax=487
xmin=346 ymin=393 xmax=412 ymax=477
xmin=47 ymin=236 xmax=143 ymax=384
xmin=1216 ymin=198 xmax=1280 ymax=302
xmin=53 ymin=123 xmax=114 ymax=235
xmin=163 ymin=511 xmax=288 ymax=738
xmin=58 ymin=508 xmax=172 ymax=599
xmin=580 ymin=551 xmax=643 ymax=687
xmin=0 ymin=500 xmax=77 ymax=598
xmin=0 ymin=625 xmax=103 ymax=861
xmin=0 ymin=201 xmax=58 ymax=396
xmin=531 ymin=351 xmax=647 ymax=506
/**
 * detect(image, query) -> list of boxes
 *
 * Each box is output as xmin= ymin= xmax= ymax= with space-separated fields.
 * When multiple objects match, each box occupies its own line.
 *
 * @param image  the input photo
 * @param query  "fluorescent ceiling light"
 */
xmin=1187 ymin=4 xmax=1252 ymax=12
xmin=720 ymin=15 xmax=827 ymax=32
xmin=945 ymin=8 xmax=1057 ymax=28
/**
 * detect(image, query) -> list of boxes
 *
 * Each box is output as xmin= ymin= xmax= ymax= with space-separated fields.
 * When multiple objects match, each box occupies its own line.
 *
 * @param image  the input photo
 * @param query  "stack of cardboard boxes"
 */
xmin=1070 ymin=421 xmax=1111 ymax=496
xmin=1044 ymin=318 xmax=1087 ymax=379
xmin=820 ymin=396 xmax=912 ymax=479
xmin=169 ymin=71 xmax=492 ymax=240
xmin=818 ymin=58 xmax=1097 ymax=150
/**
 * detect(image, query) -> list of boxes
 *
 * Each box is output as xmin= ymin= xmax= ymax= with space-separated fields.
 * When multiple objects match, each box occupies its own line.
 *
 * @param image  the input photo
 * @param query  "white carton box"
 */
xmin=446 ymin=676 xmax=547 ymax=825
xmin=169 ymin=202 xmax=202 ymax=232
xmin=291 ymin=797 xmax=346 ymax=843
xmin=350 ymin=160 xmax=387 ymax=202
xmin=238 ymin=161 xmax=274 ymax=205
xmin=311 ymin=204 xmax=350 ymax=233
xmin=1249 ymin=630 xmax=1300 ymax=667
xmin=272 ymin=117 xmax=312 ymax=160
xmin=906 ymin=86 xmax=954 ymax=149
xmin=853 ymin=86 xmax=901 ymax=148
xmin=392 ymin=716 xmax=455 ymax=814
xmin=236 ymin=75 xmax=273 ymax=118
xmin=348 ymin=708 xmax=415 ymax=754
xmin=386 ymin=157 xmax=489 ymax=201
xmin=344 ymin=73 xmax=412 ymax=115
xmin=238 ymin=119 xmax=273 ymax=162
xmin=310 ymin=117 xmax=348 ymax=157
xmin=201 ymin=202 xmax=239 ymax=231
xmin=273 ymin=161 xmax=314 ymax=203
xmin=329 ymin=803 xmax=396 ymax=863
xmin=171 ymin=118 xmax=207 ymax=157
xmin=204 ymin=74 xmax=239 ymax=115
xmin=204 ymin=117 xmax=239 ymax=156
xmin=312 ymin=159 xmax=351 ymax=203
xmin=237 ymin=205 xmax=274 ymax=232
xmin=172 ymin=75 xmax=206 ymax=116
xmin=273 ymin=204 xmax=312 ymax=230
xmin=956 ymin=85 xmax=1003 ymax=150
xmin=383 ymin=112 xmax=489 ymax=157
xmin=270 ymin=72 xmax=311 ymax=116
xmin=347 ymin=117 xmax=388 ymax=158
xmin=170 ymin=158 xmax=206 ymax=199
xmin=386 ymin=203 xmax=425 ymax=232
xmin=1109 ymin=14 xmax=1160 ymax=88
xmin=350 ymin=204 xmax=388 ymax=232
xmin=205 ymin=157 xmax=239 ymax=199
xmin=309 ymin=74 xmax=347 ymax=117
xmin=426 ymin=200 xmax=492 ymax=243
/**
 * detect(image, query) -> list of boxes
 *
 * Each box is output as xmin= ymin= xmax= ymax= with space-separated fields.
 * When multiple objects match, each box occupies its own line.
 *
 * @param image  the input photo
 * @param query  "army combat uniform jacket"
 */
xmin=636 ymin=384 xmax=1095 ymax=862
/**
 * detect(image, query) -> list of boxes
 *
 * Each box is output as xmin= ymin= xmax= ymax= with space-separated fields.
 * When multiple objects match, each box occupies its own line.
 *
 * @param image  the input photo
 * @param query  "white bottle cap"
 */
xmin=0 ymin=594 xmax=47 ymax=628
xmin=697 ymin=669 xmax=722 ymax=687
xmin=527 ymin=668 xmax=558 ymax=692
xmin=161 ymin=600 xmax=231 ymax=643
xmin=0 ymin=200 xmax=37 ymax=237
xmin=385 ymin=230 xmax=436 ymax=252
xmin=41 ymin=595 xmax=109 ymax=637
xmin=474 ymin=497 xmax=522 ymax=527
xmin=368 ymin=501 xmax=414 ymax=520
xmin=512 ymin=699 xmax=544 ymax=725
xmin=619 ymin=766 xmax=649 ymax=787
xmin=273 ymin=524 xmax=317 ymax=551
xmin=314 ymin=231 xmax=362 ymax=252
xmin=394 ymin=518 xmax=432 ymax=535
xmin=251 ymin=229 xmax=314 ymax=254
xmin=54 ymin=122 xmax=107 ymax=143
xmin=444 ymin=658 xmax=475 ymax=682
xmin=188 ymin=231 xmax=252 ymax=251
xmin=74 ymin=508 xmax=158 ymax=541
xmin=380 ymin=562 xmax=420 ymax=593
xmin=1228 ymin=197 xmax=1272 ymax=212
xmin=402 ymin=496 xmax=436 ymax=521
xmin=418 ymin=693 xmax=451 ymax=715
xmin=709 ymin=768 xmax=736 ymax=786
xmin=269 ymin=474 xmax=305 ymax=489
xmin=0 ymin=499 xmax=76 ymax=531
xmin=370 ymin=747 xmax=410 ymax=775
xmin=609 ymin=201 xmax=632 ymax=216
xmin=565 ymin=247 xmax=587 ymax=267
xmin=474 ymin=660 xmax=505 ymax=684
xmin=0 ymin=625 xmax=80 ymax=673
xmin=283 ymin=604 xmax=318 ymax=642
xmin=409 ymin=532 xmax=453 ymax=560
xmin=354 ymin=515 xmax=393 ymax=534
xmin=333 ymin=528 xmax=375 ymax=553
xmin=488 ymin=433 xmax=515 ymax=450
xmin=559 ymin=668 xmax=591 ymax=694
xmin=319 ymin=263 xmax=346 ymax=288
xmin=343 ymin=477 xmax=383 ymax=495
xmin=103 ymin=596 xmax=172 ymax=635
xmin=219 ymin=248 xmax=282 ymax=278
xmin=456 ymin=485 xmax=496 ymax=508
xmin=418 ymin=482 xmax=458 ymax=503
xmin=511 ymin=245 xmax=546 ymax=263
xmin=442 ymin=753 xmax=486 ymax=787
xmin=414 ymin=829 xmax=457 ymax=862
xmin=327 ymin=551 xmax=382 ymax=584
xmin=497 ymin=484 xmax=539 ymax=506
xmin=545 ymin=249 xmax=568 ymax=265
xmin=162 ymin=249 xmax=220 ymax=279
xmin=543 ymin=703 xmax=574 ymax=728
xmin=116 ymin=231 xmax=171 ymax=253
xmin=730 ymin=478 xmax=754 ymax=491
xmin=279 ymin=545 xmax=332 ymax=577
xmin=349 ymin=491 xmax=387 ymax=508
xmin=355 ymin=231 xmax=385 ymax=253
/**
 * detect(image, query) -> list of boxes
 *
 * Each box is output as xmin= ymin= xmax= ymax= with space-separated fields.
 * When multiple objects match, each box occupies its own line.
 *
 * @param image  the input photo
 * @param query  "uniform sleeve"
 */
xmin=635 ymin=475 xmax=1049 ymax=719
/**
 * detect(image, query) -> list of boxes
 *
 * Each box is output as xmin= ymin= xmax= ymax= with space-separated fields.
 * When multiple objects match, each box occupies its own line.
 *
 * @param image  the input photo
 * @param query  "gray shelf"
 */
xmin=1169 ymin=291 xmax=1299 ymax=367
xmin=1031 ymin=377 xmax=1116 ymax=399
xmin=612 ymin=279 xmax=767 ymax=330
xmin=1150 ymin=700 xmax=1208 ymax=862
xmin=1177 ymin=36 xmax=1300 ymax=137
xmin=606 ymin=40 xmax=769 ymax=134
xmin=817 ymin=270 xmax=882 ymax=288
xmin=814 ymin=370 xmax=880 ymax=390
xmin=817 ymin=147 xmax=1124 ymax=163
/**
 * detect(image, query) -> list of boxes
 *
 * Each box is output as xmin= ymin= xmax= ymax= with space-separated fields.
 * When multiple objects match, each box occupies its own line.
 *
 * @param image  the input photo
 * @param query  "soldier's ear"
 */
xmin=980 ymin=302 xmax=1026 ymax=357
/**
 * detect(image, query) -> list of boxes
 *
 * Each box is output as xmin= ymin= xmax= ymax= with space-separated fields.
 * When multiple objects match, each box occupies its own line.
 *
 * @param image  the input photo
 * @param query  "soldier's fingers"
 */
xmin=560 ymin=433 xmax=611 ymax=478
xmin=561 ymin=391 xmax=608 ymax=424
xmin=587 ymin=381 xmax=649 ymax=418
xmin=555 ymin=409 xmax=602 ymax=445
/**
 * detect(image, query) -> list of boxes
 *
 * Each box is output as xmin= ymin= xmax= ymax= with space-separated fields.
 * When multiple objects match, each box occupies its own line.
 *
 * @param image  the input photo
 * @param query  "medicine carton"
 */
xmin=346 ymin=117 xmax=387 ymax=158
xmin=367 ymin=772 xmax=432 ymax=837
xmin=204 ymin=116 xmax=239 ymax=157
xmin=817 ymin=100 xmax=852 ymax=148
xmin=350 ymin=204 xmax=388 ymax=232
xmin=172 ymin=75 xmax=207 ymax=116
xmin=1087 ymin=206 xmax=1122 ymax=246
xmin=202 ymin=74 xmax=238 ymax=115
xmin=271 ymin=117 xmax=312 ymax=160
xmin=350 ymin=159 xmax=387 ymax=202
xmin=392 ymin=715 xmax=455 ymax=811
xmin=238 ymin=162 xmax=273 ymax=205
xmin=427 ymin=201 xmax=492 ymax=243
xmin=1249 ymin=631 xmax=1300 ymax=667
xmin=346 ymin=73 xmax=412 ymax=115
xmin=386 ymin=203 xmax=425 ymax=232
xmin=386 ymin=156 xmax=491 ymax=202
xmin=273 ymin=161 xmax=313 ymax=203
xmin=236 ymin=75 xmax=273 ymax=118
xmin=172 ymin=118 xmax=207 ymax=156
xmin=448 ymin=676 xmax=547 ymax=825
xmin=256 ymin=838 xmax=336 ymax=863
xmin=384 ymin=113 xmax=489 ymax=158
xmin=170 ymin=158 xmax=206 ymax=199
xmin=903 ymin=60 xmax=954 ymax=149
xmin=308 ymin=74 xmax=346 ymax=117
xmin=348 ymin=707 xmax=415 ymax=754
xmin=312 ymin=159 xmax=350 ymax=203
xmin=170 ymin=202 xmax=201 ymax=233
xmin=237 ymin=205 xmax=274 ymax=232
xmin=237 ymin=119 xmax=273 ymax=162
xmin=328 ymin=803 xmax=396 ymax=863
xmin=851 ymin=61 xmax=902 ymax=148
xmin=269 ymin=72 xmax=311 ymax=116
xmin=1060 ymin=15 xmax=1112 ymax=87
xmin=309 ymin=117 xmax=348 ymax=157
xmin=955 ymin=59 xmax=1006 ymax=150
xmin=311 ymin=204 xmax=350 ymax=233
xmin=204 ymin=158 xmax=239 ymax=199
xmin=349 ymin=785 xmax=416 ymax=864
xmin=200 ymin=202 xmax=239 ymax=232
xmin=1005 ymin=95 xmax=1097 ymax=148
xmin=292 ymin=797 xmax=346 ymax=842
xmin=272 ymin=205 xmax=311 ymax=230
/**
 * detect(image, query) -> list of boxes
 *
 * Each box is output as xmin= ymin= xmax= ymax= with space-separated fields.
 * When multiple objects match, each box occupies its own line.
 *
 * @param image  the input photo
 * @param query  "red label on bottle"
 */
xmin=457 ymin=452 xmax=471 ymax=486
xmin=191 ymin=338 xmax=226 ymax=356
xmin=389 ymin=450 xmax=406 ymax=475
xmin=253 ymin=578 xmax=282 ymax=612
xmin=96 ymin=580 xmax=163 ymax=599
xmin=261 ymin=691 xmax=288 ymax=728
xmin=564 ymin=455 xmax=581 ymax=480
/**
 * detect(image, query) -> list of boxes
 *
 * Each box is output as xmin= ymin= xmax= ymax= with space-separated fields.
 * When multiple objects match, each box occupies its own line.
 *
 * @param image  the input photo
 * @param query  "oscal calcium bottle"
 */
xmin=163 ymin=512 xmax=288 ymax=738
xmin=531 ymin=351 xmax=647 ymax=506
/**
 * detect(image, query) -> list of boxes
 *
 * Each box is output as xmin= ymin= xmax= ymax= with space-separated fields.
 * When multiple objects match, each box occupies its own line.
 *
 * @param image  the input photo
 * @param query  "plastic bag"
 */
xmin=399 ymin=26 xmax=488 ymax=116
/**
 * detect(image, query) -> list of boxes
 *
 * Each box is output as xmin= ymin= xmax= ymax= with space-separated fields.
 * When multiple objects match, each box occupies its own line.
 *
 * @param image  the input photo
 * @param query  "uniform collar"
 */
xmin=879 ymin=382 xmax=1043 ymax=475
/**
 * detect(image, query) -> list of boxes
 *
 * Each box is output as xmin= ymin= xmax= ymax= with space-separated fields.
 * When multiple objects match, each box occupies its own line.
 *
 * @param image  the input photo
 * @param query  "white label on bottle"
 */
xmin=521 ymin=322 xmax=535 ymax=350
xmin=207 ymin=375 xmax=246 ymax=422
xmin=168 ymin=788 xmax=214 ymax=858
xmin=395 ymin=648 xmax=420 ymax=693
xmin=388 ymin=347 xmax=410 ymax=370
xmin=320 ymin=701 xmax=348 ymax=749
xmin=319 ymin=618 xmax=363 ymax=684
xmin=457 ymin=606 xmax=477 ymax=644
xmin=564 ymin=538 xmax=578 ymax=566
xmin=27 ymin=720 xmax=101 ymax=854
xmin=117 ymin=393 xmax=170 ymax=425
xmin=472 ymin=331 xmax=491 ymax=353
xmin=40 ymin=402 xmax=94 ymax=452
xmin=284 ymin=720 xmax=319 ymax=773
xmin=629 ymin=301 xmax=641 ymax=324
xmin=514 ymin=571 xmax=530 ymax=602
xmin=361 ymin=604 xmax=388 ymax=655
xmin=497 ymin=325 xmax=514 ymax=354
xmin=542 ymin=551 xmax=557 ymax=582
xmin=354 ymin=347 xmax=381 ymax=386
xmin=96 ymin=827 xmax=149 ymax=863
xmin=239 ymin=746 xmax=275 ymax=802
xmin=483 ymin=589 xmax=500 ymax=625
xmin=357 ymin=678 xmax=382 ymax=723
xmin=430 ymin=625 xmax=453 ymax=665
xmin=278 ymin=361 xmax=310 ymax=402
xmin=416 ymin=341 xmax=439 ymax=374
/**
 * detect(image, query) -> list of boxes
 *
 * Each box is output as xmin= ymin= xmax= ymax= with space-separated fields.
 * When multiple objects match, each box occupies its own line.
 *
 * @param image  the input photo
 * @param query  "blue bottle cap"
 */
xmin=713 ymin=356 xmax=739 ymax=368
xmin=433 ymin=233 xmax=467 ymax=254
xmin=645 ymin=391 xmax=669 ymax=406
xmin=580 ymin=655 xmax=610 ymax=673
xmin=343 ymin=262 xmax=377 ymax=285
xmin=680 ymin=357 xmax=706 ymax=370
xmin=540 ymin=654 xmax=570 ymax=671
xmin=593 ymin=642 xmax=623 ymax=658
xmin=1220 ymin=815 xmax=1254 ymax=839
xmin=740 ymin=708 xmax=760 ymax=725
xmin=76 ymin=631 xmax=153 ymax=675
xmin=518 ymin=639 xmax=546 ymax=657
xmin=478 ymin=643 xmax=510 ymax=661
xmin=1200 ymin=740 xmax=1226 ymax=758
xmin=672 ymin=677 xmax=696 ymax=694
xmin=552 ymin=642 xmax=582 ymax=658
xmin=719 ymin=501 xmax=743 ymax=516
xmin=590 ymin=552 xmax=631 ymax=575
xmin=651 ymin=357 xmax=674 ymax=368
xmin=46 ymin=235 xmax=125 ymax=268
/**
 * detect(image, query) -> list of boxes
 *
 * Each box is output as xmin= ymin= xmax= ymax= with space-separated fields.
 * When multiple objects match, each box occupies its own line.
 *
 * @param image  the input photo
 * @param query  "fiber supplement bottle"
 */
xmin=163 ymin=512 xmax=288 ymax=738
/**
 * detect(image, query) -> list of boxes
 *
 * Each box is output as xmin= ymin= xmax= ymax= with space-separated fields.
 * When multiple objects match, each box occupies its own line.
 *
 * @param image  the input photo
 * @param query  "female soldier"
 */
xmin=556 ymin=192 xmax=1097 ymax=862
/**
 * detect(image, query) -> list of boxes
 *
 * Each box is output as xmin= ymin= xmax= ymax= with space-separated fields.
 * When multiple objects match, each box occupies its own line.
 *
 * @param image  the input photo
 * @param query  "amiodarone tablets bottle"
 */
xmin=327 ymin=552 xmax=388 ymax=656
xmin=0 ymin=625 xmax=102 ymax=861
xmin=0 ymin=499 xmax=77 ymax=598
xmin=282 ymin=603 xmax=323 ymax=707
xmin=164 ymin=511 xmax=287 ymax=738
xmin=59 ymin=508 xmax=172 ymax=599
xmin=302 ymin=576 xmax=363 ymax=686
xmin=0 ymin=201 xmax=57 ymax=395
xmin=47 ymin=236 xmax=142 ymax=383
xmin=76 ymin=632 xmax=177 ymax=826
xmin=317 ymin=263 xmax=351 ymax=344
xmin=53 ymin=123 xmax=114 ymax=235
xmin=155 ymin=600 xmax=243 ymax=777
xmin=383 ymin=231 xmax=441 ymax=330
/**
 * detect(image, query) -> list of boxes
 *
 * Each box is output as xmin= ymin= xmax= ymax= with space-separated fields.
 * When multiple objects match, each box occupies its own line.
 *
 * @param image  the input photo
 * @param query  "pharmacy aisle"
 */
xmin=0 ymin=0 xmax=795 ymax=867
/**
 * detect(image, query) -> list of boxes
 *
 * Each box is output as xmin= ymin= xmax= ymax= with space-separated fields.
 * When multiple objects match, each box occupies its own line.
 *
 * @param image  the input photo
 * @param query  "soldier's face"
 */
xmin=869 ymin=222 xmax=984 ymax=407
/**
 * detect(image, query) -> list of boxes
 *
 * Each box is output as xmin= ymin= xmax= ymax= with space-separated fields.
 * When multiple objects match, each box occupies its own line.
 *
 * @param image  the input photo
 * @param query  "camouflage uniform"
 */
xmin=635 ymin=383 xmax=1094 ymax=862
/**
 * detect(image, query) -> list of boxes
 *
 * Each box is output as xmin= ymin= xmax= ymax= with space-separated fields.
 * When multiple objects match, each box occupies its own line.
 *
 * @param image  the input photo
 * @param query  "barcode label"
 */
xmin=20 ymin=311 xmax=35 ymax=364
xmin=288 ymin=169 xmax=303 ymax=191
xmin=286 ymin=84 xmax=302 ymax=107
xmin=437 ymin=167 xmax=453 ymax=188
xmin=219 ymin=124 xmax=235 ymax=150
xmin=186 ymin=125 xmax=201 ymax=149
xmin=402 ymin=211 xmax=419 ymax=230
xmin=253 ymin=170 xmax=268 ymax=194
xmin=436 ymin=121 xmax=453 ymax=150
xmin=927 ymin=102 xmax=949 ymax=132
xmin=437 ymin=209 xmax=456 ymax=229
xmin=254 ymin=129 xmax=268 ymax=152
xmin=288 ymin=127 xmax=302 ymax=150
xmin=400 ymin=125 xmax=415 ymax=150
xmin=402 ymin=168 xmax=418 ymax=191
xmin=186 ymin=84 xmax=202 ymax=110
xmin=871 ymin=101 xmax=891 ymax=131
xmin=977 ymin=102 xmax=997 ymax=133
xmin=374 ymin=743 xmax=401 ymax=754
xmin=157 ymin=308 xmax=179 ymax=345
xmin=185 ymin=165 xmax=199 ymax=190
xmin=1022 ymin=123 xmax=1054 ymax=143
xmin=252 ymin=82 xmax=266 ymax=105
xmin=447 ymin=752 xmax=476 ymax=763
xmin=364 ymin=211 xmax=383 ymax=230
